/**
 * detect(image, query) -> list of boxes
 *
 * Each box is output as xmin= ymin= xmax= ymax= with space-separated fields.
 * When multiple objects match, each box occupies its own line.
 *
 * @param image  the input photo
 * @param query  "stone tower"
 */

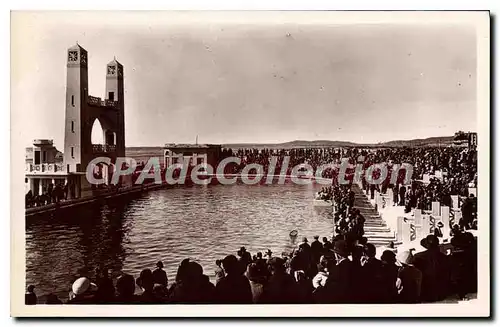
xmin=63 ymin=43 xmax=125 ymax=186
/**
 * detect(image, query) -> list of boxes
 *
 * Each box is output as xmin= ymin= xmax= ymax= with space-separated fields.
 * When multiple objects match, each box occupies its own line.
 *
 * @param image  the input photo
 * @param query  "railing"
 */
xmin=26 ymin=163 xmax=65 ymax=173
xmin=87 ymin=96 xmax=117 ymax=108
xmin=92 ymin=144 xmax=117 ymax=153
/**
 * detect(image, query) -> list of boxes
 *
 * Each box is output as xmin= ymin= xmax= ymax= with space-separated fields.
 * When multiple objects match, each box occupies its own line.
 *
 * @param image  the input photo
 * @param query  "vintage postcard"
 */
xmin=11 ymin=11 xmax=490 ymax=317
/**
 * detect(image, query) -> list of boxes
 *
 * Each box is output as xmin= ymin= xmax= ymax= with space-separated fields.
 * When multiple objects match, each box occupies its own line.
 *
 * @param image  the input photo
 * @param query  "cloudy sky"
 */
xmin=12 ymin=12 xmax=478 ymax=149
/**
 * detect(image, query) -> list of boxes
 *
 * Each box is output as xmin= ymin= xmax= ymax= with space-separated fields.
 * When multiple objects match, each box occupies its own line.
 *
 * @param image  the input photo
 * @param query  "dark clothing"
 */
xmin=215 ymin=274 xmax=253 ymax=304
xmin=66 ymin=294 xmax=98 ymax=304
xmin=380 ymin=263 xmax=399 ymax=303
xmin=323 ymin=240 xmax=333 ymax=253
xmin=411 ymin=249 xmax=450 ymax=302
xmin=311 ymin=240 xmax=323 ymax=262
xmin=397 ymin=265 xmax=423 ymax=303
xmin=261 ymin=272 xmax=300 ymax=304
xmin=152 ymin=268 xmax=168 ymax=286
xmin=137 ymin=290 xmax=163 ymax=304
xmin=361 ymin=257 xmax=384 ymax=303
xmin=449 ymin=249 xmax=477 ymax=298
xmin=113 ymin=294 xmax=140 ymax=304
xmin=296 ymin=278 xmax=314 ymax=303
xmin=399 ymin=186 xmax=406 ymax=206
xmin=168 ymin=276 xmax=216 ymax=303
xmin=95 ymin=276 xmax=115 ymax=303
xmin=319 ymin=259 xmax=355 ymax=303
xmin=25 ymin=293 xmax=37 ymax=305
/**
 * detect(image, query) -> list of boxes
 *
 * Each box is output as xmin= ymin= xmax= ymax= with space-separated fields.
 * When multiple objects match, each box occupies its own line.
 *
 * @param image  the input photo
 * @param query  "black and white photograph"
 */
xmin=10 ymin=10 xmax=490 ymax=317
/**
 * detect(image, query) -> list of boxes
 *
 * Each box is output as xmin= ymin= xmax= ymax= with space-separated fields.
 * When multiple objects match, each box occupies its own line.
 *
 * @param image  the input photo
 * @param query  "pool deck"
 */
xmin=25 ymin=182 xmax=169 ymax=217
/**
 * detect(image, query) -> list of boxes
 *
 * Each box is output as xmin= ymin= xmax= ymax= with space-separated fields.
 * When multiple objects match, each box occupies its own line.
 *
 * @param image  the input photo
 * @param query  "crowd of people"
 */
xmin=25 ymin=227 xmax=477 ymax=305
xmin=24 ymin=144 xmax=478 ymax=305
xmin=224 ymin=146 xmax=478 ymax=230
xmin=25 ymin=182 xmax=69 ymax=208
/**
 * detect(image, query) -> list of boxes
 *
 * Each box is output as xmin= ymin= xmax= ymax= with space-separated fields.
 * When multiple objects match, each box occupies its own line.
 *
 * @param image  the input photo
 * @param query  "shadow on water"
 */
xmin=25 ymin=197 xmax=139 ymax=300
xmin=25 ymin=183 xmax=333 ymax=301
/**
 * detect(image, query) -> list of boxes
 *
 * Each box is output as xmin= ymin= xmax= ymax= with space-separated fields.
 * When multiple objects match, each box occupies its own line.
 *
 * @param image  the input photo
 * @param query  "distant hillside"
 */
xmin=378 ymin=136 xmax=454 ymax=148
xmin=222 ymin=136 xmax=454 ymax=149
xmin=125 ymin=136 xmax=455 ymax=159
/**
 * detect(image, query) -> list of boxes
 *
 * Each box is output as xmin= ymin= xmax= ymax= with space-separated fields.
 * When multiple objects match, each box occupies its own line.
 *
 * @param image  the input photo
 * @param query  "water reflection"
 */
xmin=26 ymin=183 xmax=333 ymax=299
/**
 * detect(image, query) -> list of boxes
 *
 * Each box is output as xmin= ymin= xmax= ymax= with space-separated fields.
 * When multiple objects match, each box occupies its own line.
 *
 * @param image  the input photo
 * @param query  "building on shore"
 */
xmin=24 ymin=139 xmax=65 ymax=195
xmin=163 ymin=144 xmax=222 ymax=170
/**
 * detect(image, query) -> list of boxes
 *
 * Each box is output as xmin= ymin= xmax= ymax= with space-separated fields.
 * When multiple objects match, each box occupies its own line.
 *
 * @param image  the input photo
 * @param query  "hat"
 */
xmin=156 ymin=261 xmax=164 ymax=268
xmin=313 ymin=235 xmax=319 ymax=240
xmin=396 ymin=250 xmax=414 ymax=265
xmin=381 ymin=250 xmax=397 ymax=264
xmin=421 ymin=234 xmax=439 ymax=249
xmin=239 ymin=247 xmax=247 ymax=253
xmin=268 ymin=257 xmax=285 ymax=270
xmin=302 ymin=237 xmax=308 ymax=243
xmin=437 ymin=221 xmax=444 ymax=228
xmin=71 ymin=277 xmax=97 ymax=296
xmin=265 ymin=249 xmax=273 ymax=257
xmin=333 ymin=240 xmax=350 ymax=257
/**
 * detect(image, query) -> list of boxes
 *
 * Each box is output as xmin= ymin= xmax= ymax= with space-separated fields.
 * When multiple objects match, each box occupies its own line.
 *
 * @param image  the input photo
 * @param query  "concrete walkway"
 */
xmin=352 ymin=183 xmax=396 ymax=248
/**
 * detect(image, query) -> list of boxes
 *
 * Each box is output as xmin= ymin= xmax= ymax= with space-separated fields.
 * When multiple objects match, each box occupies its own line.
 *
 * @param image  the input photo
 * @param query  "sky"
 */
xmin=12 ymin=12 xmax=478 ymax=149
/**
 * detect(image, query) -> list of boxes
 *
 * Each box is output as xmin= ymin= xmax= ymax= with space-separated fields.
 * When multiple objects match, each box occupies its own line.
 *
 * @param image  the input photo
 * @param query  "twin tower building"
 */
xmin=25 ymin=44 xmax=126 ymax=199
xmin=63 ymin=43 xmax=126 ymax=196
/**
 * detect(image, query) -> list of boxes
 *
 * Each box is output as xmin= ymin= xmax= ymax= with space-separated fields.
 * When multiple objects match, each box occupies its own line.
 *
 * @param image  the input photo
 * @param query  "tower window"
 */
xmin=71 ymin=121 xmax=75 ymax=133
xmin=42 ymin=151 xmax=46 ymax=162
xmin=72 ymin=95 xmax=75 ymax=106
xmin=108 ymin=92 xmax=115 ymax=101
xmin=71 ymin=147 xmax=74 ymax=158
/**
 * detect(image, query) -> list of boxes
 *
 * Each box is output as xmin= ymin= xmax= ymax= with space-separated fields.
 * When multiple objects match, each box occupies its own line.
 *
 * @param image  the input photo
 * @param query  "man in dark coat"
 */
xmin=411 ymin=235 xmax=450 ymax=302
xmin=322 ymin=237 xmax=333 ymax=254
xmin=393 ymin=184 xmax=399 ymax=206
xmin=311 ymin=236 xmax=324 ymax=263
xmin=449 ymin=232 xmax=477 ymax=299
xmin=261 ymin=257 xmax=299 ymax=304
xmin=152 ymin=261 xmax=168 ymax=287
xmin=396 ymin=250 xmax=423 ymax=303
xmin=215 ymin=255 xmax=253 ymax=304
xmin=318 ymin=240 xmax=355 ymax=303
xmin=399 ymin=185 xmax=406 ymax=206
xmin=361 ymin=243 xmax=384 ymax=303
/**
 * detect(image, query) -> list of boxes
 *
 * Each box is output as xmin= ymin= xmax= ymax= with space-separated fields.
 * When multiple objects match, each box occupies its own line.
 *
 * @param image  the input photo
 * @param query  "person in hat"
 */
xmin=411 ymin=235 xmax=450 ymax=302
xmin=136 ymin=269 xmax=161 ymax=303
xmin=360 ymin=243 xmax=384 ymax=303
xmin=322 ymin=237 xmax=333 ymax=254
xmin=169 ymin=261 xmax=215 ymax=303
xmin=319 ymin=240 xmax=355 ymax=303
xmin=261 ymin=257 xmax=299 ymax=304
xmin=95 ymin=268 xmax=115 ymax=303
xmin=237 ymin=246 xmax=252 ymax=271
xmin=67 ymin=277 xmax=98 ymax=304
xmin=449 ymin=232 xmax=477 ymax=300
xmin=114 ymin=274 xmax=139 ymax=304
xmin=25 ymin=285 xmax=37 ymax=305
xmin=434 ymin=221 xmax=444 ymax=238
xmin=215 ymin=255 xmax=252 ymax=304
xmin=311 ymin=235 xmax=323 ymax=264
xmin=380 ymin=250 xmax=399 ymax=303
xmin=396 ymin=249 xmax=422 ymax=303
xmin=152 ymin=260 xmax=168 ymax=287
